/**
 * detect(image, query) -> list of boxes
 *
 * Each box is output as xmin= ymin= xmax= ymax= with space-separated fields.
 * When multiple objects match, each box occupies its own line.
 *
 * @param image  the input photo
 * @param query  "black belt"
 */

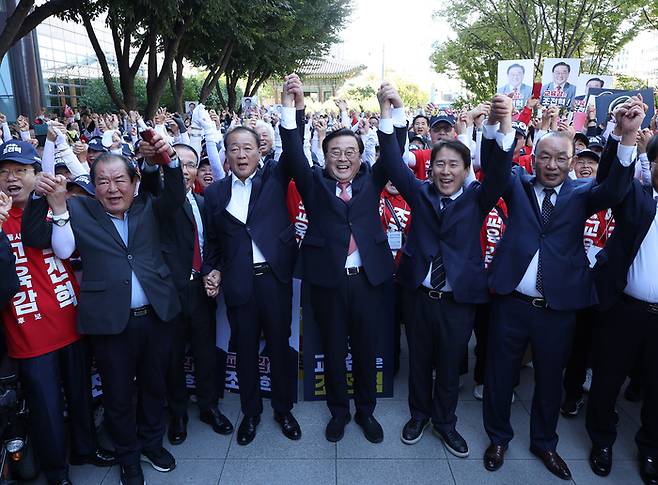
xmin=511 ymin=291 xmax=547 ymax=308
xmin=419 ymin=286 xmax=454 ymax=301
xmin=345 ymin=266 xmax=363 ymax=276
xmin=130 ymin=305 xmax=152 ymax=317
xmin=253 ymin=263 xmax=271 ymax=276
xmin=622 ymin=293 xmax=658 ymax=314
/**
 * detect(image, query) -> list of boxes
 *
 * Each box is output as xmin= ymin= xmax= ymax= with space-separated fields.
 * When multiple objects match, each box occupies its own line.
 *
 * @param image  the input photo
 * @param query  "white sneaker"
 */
xmin=583 ymin=368 xmax=592 ymax=393
xmin=473 ymin=384 xmax=484 ymax=400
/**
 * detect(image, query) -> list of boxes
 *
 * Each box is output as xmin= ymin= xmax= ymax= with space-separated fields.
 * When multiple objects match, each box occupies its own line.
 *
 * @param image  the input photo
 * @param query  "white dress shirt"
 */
xmin=336 ymin=182 xmax=363 ymax=268
xmin=515 ymin=142 xmax=635 ymax=297
xmin=186 ymin=190 xmax=204 ymax=251
xmin=421 ymin=188 xmax=463 ymax=290
xmin=226 ymin=173 xmax=266 ymax=263
xmin=624 ymin=189 xmax=658 ymax=303
xmin=515 ymin=184 xmax=563 ymax=297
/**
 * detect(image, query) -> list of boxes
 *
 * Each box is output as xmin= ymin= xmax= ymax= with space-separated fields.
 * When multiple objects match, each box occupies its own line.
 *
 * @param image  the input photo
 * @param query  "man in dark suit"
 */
xmin=141 ymin=143 xmax=234 ymax=445
xmin=201 ymin=78 xmax=303 ymax=447
xmin=586 ymin=99 xmax=657 ymax=485
xmin=27 ymin=133 xmax=185 ymax=485
xmin=282 ymin=75 xmax=406 ymax=444
xmin=376 ymin=84 xmax=515 ymax=457
xmin=0 ymin=192 xmax=18 ymax=306
xmin=482 ymin=100 xmax=638 ymax=480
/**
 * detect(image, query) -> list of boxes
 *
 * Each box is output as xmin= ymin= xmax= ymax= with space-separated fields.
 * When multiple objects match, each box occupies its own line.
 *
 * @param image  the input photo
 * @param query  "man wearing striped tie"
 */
xmin=375 ymin=83 xmax=515 ymax=458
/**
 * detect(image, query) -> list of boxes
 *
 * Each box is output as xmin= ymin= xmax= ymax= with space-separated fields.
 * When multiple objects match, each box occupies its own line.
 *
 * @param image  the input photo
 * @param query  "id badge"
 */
xmin=387 ymin=230 xmax=403 ymax=250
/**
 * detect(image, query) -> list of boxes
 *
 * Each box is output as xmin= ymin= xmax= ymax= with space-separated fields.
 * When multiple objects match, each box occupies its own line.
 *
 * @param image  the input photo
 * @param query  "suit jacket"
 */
xmin=593 ymin=137 xmax=657 ymax=309
xmin=203 ymin=140 xmax=297 ymax=308
xmin=0 ymin=231 xmax=19 ymax=307
xmin=540 ymin=82 xmax=576 ymax=106
xmin=497 ymin=83 xmax=532 ymax=99
xmin=282 ymin=123 xmax=405 ymax=289
xmin=377 ymin=129 xmax=512 ymax=303
xmin=487 ymin=147 xmax=634 ymax=311
xmin=23 ymin=164 xmax=186 ymax=335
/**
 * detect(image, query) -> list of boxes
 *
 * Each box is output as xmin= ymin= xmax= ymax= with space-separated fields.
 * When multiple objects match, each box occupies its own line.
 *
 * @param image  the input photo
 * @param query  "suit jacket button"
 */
xmin=124 ymin=280 xmax=129 ymax=284
xmin=540 ymin=233 xmax=546 ymax=238
xmin=127 ymin=254 xmax=133 ymax=260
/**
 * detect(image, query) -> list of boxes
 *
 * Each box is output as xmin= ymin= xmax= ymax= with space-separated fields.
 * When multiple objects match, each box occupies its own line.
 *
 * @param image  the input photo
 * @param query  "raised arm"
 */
xmin=587 ymin=95 xmax=644 ymax=214
xmin=279 ymin=74 xmax=314 ymax=198
xmin=476 ymin=95 xmax=515 ymax=212
xmin=375 ymin=83 xmax=421 ymax=204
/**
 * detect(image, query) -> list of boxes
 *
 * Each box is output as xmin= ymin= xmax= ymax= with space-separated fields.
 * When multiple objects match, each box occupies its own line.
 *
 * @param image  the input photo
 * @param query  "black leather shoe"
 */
xmin=484 ymin=443 xmax=507 ymax=471
xmin=354 ymin=413 xmax=383 ymax=443
xmin=70 ymin=447 xmax=116 ymax=467
xmin=200 ymin=407 xmax=234 ymax=435
xmin=274 ymin=412 xmax=302 ymax=440
xmin=589 ymin=446 xmax=612 ymax=476
xmin=530 ymin=446 xmax=572 ymax=480
xmin=167 ymin=416 xmax=188 ymax=445
xmin=624 ymin=380 xmax=643 ymax=402
xmin=640 ymin=455 xmax=658 ymax=485
xmin=325 ymin=415 xmax=350 ymax=442
xmin=434 ymin=427 xmax=469 ymax=458
xmin=401 ymin=418 xmax=429 ymax=445
xmin=237 ymin=415 xmax=260 ymax=446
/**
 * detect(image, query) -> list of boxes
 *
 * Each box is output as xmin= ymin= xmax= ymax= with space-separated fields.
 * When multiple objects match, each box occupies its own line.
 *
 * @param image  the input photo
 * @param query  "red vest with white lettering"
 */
xmin=1 ymin=207 xmax=80 ymax=358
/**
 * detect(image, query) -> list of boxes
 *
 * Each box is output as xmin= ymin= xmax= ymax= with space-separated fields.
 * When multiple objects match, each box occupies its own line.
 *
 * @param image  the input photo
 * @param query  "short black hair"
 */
xmin=430 ymin=139 xmax=471 ymax=170
xmin=412 ymin=115 xmax=430 ymax=125
xmin=90 ymin=153 xmax=138 ymax=185
xmin=552 ymin=61 xmax=571 ymax=73
xmin=322 ymin=128 xmax=364 ymax=156
xmin=586 ymin=77 xmax=605 ymax=87
xmin=647 ymin=134 xmax=658 ymax=163
xmin=223 ymin=126 xmax=259 ymax=149
xmin=507 ymin=63 xmax=525 ymax=74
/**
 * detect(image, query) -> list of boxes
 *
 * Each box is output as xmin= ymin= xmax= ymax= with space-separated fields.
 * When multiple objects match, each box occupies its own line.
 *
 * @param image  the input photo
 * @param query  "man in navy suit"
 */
xmin=586 ymin=97 xmax=657 ymax=485
xmin=482 ymin=98 xmax=637 ymax=480
xmin=376 ymin=83 xmax=515 ymax=457
xmin=282 ymin=75 xmax=407 ymax=444
xmin=201 ymin=77 xmax=303 ymax=446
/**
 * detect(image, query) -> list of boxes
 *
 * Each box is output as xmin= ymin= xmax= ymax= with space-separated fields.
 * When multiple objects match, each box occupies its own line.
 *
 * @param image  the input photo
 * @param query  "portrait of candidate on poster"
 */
xmin=496 ymin=59 xmax=535 ymax=110
xmin=540 ymin=58 xmax=581 ymax=108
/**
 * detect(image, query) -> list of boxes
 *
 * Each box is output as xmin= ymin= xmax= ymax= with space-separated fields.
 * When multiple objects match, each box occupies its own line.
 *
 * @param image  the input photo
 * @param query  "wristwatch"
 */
xmin=52 ymin=211 xmax=70 ymax=227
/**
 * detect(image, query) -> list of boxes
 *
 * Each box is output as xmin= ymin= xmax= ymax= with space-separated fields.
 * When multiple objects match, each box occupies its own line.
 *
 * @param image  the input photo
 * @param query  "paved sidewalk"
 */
xmin=26 ymin=336 xmax=645 ymax=485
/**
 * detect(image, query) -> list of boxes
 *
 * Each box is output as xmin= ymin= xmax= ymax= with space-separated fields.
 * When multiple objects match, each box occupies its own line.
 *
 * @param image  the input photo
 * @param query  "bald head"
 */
xmin=532 ymin=131 xmax=574 ymax=188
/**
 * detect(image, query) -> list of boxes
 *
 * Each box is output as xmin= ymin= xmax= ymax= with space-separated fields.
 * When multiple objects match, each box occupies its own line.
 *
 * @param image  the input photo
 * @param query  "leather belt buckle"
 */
xmin=427 ymin=290 xmax=443 ymax=300
xmin=531 ymin=298 xmax=547 ymax=308
xmin=345 ymin=266 xmax=361 ymax=276
xmin=648 ymin=303 xmax=658 ymax=314
xmin=190 ymin=271 xmax=199 ymax=281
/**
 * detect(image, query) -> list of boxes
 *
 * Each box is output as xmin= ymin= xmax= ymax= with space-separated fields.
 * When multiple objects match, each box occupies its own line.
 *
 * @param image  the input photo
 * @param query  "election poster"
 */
xmin=496 ymin=59 xmax=535 ymax=111
xmin=573 ymin=74 xmax=615 ymax=111
xmin=301 ymin=281 xmax=395 ymax=401
xmin=540 ymin=58 xmax=581 ymax=108
xmin=594 ymin=88 xmax=655 ymax=129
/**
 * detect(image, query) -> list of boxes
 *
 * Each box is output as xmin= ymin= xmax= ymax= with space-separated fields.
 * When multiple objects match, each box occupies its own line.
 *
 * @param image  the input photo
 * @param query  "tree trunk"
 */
xmin=0 ymin=0 xmax=33 ymax=63
xmin=199 ymin=39 xmax=234 ymax=102
xmin=226 ymin=72 xmax=239 ymax=113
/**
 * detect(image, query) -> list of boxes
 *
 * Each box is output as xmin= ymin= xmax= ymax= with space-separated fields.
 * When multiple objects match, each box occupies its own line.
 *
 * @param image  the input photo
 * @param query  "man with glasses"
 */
xmin=482 ymin=97 xmax=640 ymax=480
xmin=282 ymin=74 xmax=408 ymax=444
xmin=140 ymin=143 xmax=235 ymax=446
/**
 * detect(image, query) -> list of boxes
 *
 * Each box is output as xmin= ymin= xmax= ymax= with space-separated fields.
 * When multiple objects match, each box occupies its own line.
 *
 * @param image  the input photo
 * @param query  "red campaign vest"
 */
xmin=1 ymin=208 xmax=80 ymax=359
xmin=412 ymin=149 xmax=432 ymax=180
xmin=480 ymin=199 xmax=508 ymax=270
xmin=583 ymin=209 xmax=615 ymax=250
xmin=287 ymin=181 xmax=308 ymax=244
xmin=379 ymin=191 xmax=412 ymax=264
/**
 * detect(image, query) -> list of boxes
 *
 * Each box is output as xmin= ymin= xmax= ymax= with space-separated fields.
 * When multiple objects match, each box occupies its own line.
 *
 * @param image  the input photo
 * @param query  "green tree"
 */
xmin=431 ymin=0 xmax=651 ymax=102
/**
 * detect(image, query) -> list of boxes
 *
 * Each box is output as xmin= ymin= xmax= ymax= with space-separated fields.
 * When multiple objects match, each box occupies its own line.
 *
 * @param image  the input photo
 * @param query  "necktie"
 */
xmin=337 ymin=182 xmax=358 ymax=255
xmin=536 ymin=188 xmax=556 ymax=295
xmin=188 ymin=199 xmax=202 ymax=273
xmin=556 ymin=85 xmax=563 ymax=95
xmin=430 ymin=198 xmax=453 ymax=290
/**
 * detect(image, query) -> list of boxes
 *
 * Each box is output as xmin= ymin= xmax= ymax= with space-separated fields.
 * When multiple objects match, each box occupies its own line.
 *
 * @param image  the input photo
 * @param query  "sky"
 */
xmin=335 ymin=0 xmax=459 ymax=95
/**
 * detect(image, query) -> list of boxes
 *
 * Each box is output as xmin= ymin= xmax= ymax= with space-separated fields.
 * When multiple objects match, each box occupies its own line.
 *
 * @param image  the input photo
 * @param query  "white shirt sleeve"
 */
xmin=361 ymin=130 xmax=378 ymax=166
xmin=52 ymin=220 xmax=76 ymax=260
xmin=482 ymin=122 xmax=515 ymax=152
xmin=1 ymin=122 xmax=11 ymax=142
xmin=617 ymin=144 xmax=635 ymax=167
xmin=280 ymin=107 xmax=297 ymax=129
xmin=206 ymin=140 xmax=226 ymax=180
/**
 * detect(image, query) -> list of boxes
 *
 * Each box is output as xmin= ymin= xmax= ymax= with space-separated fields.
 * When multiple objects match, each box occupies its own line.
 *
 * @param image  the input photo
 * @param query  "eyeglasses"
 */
xmin=0 ymin=167 xmax=33 ymax=179
xmin=328 ymin=148 xmax=358 ymax=160
xmin=536 ymin=155 xmax=572 ymax=165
